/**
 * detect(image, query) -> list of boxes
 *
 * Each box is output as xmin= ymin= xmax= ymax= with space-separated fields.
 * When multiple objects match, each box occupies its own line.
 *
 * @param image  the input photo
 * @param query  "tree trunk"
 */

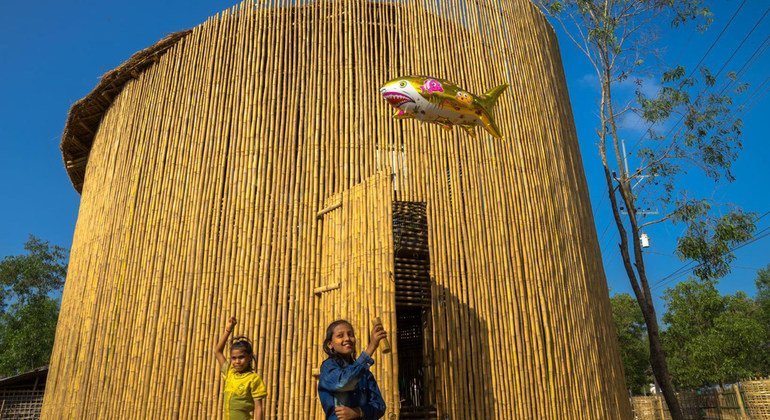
xmin=602 ymin=67 xmax=686 ymax=420
xmin=642 ymin=305 xmax=685 ymax=420
xmin=615 ymin=183 xmax=686 ymax=420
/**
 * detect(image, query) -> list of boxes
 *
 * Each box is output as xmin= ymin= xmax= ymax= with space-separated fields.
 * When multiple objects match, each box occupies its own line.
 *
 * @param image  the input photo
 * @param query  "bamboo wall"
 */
xmin=44 ymin=0 xmax=632 ymax=418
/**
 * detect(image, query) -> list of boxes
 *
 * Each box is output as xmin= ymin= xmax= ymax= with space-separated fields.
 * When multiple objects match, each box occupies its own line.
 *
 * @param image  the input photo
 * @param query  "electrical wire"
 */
xmin=650 ymin=211 xmax=770 ymax=290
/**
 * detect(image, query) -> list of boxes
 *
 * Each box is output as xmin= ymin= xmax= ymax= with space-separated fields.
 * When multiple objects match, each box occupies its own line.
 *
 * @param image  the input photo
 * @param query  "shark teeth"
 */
xmin=382 ymin=91 xmax=413 ymax=107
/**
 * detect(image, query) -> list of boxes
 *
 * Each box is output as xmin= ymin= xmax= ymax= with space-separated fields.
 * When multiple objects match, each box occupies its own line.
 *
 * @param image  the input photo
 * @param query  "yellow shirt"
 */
xmin=221 ymin=361 xmax=267 ymax=420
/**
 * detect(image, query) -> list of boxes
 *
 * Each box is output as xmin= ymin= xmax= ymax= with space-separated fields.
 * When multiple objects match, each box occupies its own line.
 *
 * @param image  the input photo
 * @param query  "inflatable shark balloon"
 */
xmin=380 ymin=76 xmax=508 ymax=139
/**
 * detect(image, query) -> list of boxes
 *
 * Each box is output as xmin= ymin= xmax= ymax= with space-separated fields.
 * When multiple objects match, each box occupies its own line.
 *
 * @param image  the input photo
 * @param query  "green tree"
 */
xmin=756 ymin=264 xmax=770 ymax=323
xmin=676 ymin=209 xmax=756 ymax=281
xmin=0 ymin=235 xmax=68 ymax=377
xmin=755 ymin=264 xmax=770 ymax=372
xmin=662 ymin=278 xmax=767 ymax=388
xmin=610 ymin=293 xmax=651 ymax=394
xmin=0 ymin=297 xmax=60 ymax=375
xmin=535 ymin=1 xmax=751 ymax=417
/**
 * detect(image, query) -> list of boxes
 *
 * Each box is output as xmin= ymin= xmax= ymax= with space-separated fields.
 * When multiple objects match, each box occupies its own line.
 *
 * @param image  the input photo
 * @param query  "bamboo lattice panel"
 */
xmin=0 ymin=391 xmax=44 ymax=420
xmin=743 ymin=379 xmax=770 ymax=419
xmin=44 ymin=0 xmax=631 ymax=418
xmin=630 ymin=396 xmax=670 ymax=420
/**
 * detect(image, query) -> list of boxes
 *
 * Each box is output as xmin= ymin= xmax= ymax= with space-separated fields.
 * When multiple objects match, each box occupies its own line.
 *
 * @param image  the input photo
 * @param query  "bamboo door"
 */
xmin=314 ymin=172 xmax=399 ymax=419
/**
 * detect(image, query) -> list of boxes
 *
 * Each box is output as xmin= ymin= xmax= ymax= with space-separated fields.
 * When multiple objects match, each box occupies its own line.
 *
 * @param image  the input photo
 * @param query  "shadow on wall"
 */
xmin=434 ymin=282 xmax=496 ymax=419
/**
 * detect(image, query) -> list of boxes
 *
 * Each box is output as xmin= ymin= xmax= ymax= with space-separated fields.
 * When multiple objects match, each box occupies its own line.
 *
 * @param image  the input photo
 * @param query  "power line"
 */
xmin=600 ymin=231 xmax=619 ymax=260
xmin=652 ymin=260 xmax=699 ymax=289
xmin=606 ymin=27 xmax=770 ymax=215
xmin=743 ymin=87 xmax=770 ymax=114
xmin=628 ymin=0 xmax=749 ymax=153
xmin=643 ymin=250 xmax=679 ymax=259
xmin=650 ymin=211 xmax=770 ymax=290
xmin=601 ymin=212 xmax=769 ymax=292
xmin=732 ymin=35 xmax=769 ymax=79
xmin=611 ymin=41 xmax=769 ymax=236
xmin=715 ymin=35 xmax=770 ymax=96
xmin=713 ymin=8 xmax=770 ymax=78
xmin=598 ymin=219 xmax=614 ymax=250
xmin=591 ymin=4 xmax=766 ymax=260
xmin=740 ymin=76 xmax=770 ymax=113
xmin=652 ymin=227 xmax=770 ymax=291
xmin=650 ymin=211 xmax=769 ymax=288
xmin=593 ymin=5 xmax=768 ymax=284
xmin=684 ymin=0 xmax=749 ymax=82
xmin=629 ymin=9 xmax=770 ymax=174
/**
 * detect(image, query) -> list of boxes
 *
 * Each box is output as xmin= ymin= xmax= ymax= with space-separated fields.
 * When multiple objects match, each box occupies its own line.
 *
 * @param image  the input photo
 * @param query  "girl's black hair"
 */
xmin=323 ymin=319 xmax=355 ymax=362
xmin=230 ymin=336 xmax=255 ymax=371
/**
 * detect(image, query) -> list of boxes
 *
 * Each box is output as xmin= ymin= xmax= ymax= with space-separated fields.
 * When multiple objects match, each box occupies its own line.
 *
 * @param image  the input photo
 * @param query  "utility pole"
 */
xmin=618 ymin=138 xmax=657 ymax=247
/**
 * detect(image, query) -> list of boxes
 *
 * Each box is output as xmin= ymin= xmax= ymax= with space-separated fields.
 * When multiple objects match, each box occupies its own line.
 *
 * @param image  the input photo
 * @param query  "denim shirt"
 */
xmin=318 ymin=351 xmax=386 ymax=419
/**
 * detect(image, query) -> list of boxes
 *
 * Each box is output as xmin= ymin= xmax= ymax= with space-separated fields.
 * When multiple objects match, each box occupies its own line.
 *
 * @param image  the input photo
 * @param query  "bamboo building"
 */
xmin=43 ymin=0 xmax=633 ymax=418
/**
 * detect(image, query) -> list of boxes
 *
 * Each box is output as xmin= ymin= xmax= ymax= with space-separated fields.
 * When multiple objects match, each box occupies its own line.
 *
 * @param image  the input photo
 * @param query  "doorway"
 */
xmin=393 ymin=201 xmax=436 ymax=418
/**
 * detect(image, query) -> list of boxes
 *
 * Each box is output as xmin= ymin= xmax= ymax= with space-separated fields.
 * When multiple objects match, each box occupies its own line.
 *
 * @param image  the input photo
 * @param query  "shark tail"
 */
xmin=478 ymin=84 xmax=508 ymax=139
xmin=480 ymin=84 xmax=509 ymax=111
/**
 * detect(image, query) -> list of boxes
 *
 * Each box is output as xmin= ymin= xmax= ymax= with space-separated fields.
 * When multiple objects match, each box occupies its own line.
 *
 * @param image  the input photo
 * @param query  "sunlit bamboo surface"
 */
xmin=44 ymin=0 xmax=632 ymax=418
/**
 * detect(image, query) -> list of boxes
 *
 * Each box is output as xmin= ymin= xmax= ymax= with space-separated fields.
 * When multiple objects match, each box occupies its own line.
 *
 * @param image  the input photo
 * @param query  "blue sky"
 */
xmin=556 ymin=0 xmax=770 ymax=306
xmin=1 ymin=0 xmax=767 ymax=311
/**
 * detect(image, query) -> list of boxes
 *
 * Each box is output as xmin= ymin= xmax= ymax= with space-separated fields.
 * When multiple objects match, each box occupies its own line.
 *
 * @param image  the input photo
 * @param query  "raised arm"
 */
xmin=214 ymin=316 xmax=236 ymax=367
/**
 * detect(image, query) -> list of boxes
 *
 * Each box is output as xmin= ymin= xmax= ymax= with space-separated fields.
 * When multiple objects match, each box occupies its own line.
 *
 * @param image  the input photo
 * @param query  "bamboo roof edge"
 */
xmin=60 ymin=29 xmax=192 ymax=194
xmin=57 ymin=0 xmax=558 ymax=195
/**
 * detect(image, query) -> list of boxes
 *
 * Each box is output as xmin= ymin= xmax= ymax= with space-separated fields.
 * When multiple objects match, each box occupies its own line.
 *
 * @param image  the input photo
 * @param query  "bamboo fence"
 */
xmin=631 ymin=378 xmax=770 ymax=420
xmin=742 ymin=378 xmax=770 ymax=419
xmin=0 ymin=390 xmax=44 ymax=420
xmin=44 ymin=0 xmax=631 ymax=418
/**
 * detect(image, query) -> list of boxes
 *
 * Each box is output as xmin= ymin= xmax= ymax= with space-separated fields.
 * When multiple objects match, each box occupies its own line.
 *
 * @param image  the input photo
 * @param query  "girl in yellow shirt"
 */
xmin=214 ymin=317 xmax=266 ymax=420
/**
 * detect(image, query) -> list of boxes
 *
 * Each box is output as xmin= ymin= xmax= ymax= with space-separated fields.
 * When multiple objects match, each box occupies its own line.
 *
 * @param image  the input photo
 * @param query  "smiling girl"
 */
xmin=318 ymin=320 xmax=387 ymax=420
xmin=214 ymin=317 xmax=266 ymax=420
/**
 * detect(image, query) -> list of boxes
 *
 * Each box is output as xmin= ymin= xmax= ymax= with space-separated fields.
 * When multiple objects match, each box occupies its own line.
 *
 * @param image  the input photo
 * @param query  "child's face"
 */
xmin=230 ymin=348 xmax=252 ymax=373
xmin=328 ymin=323 xmax=356 ymax=356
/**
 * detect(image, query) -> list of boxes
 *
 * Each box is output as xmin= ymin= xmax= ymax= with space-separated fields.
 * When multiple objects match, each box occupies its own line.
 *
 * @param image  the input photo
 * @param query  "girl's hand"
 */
xmin=226 ymin=317 xmax=237 ymax=332
xmin=365 ymin=324 xmax=387 ymax=355
xmin=334 ymin=406 xmax=362 ymax=420
xmin=215 ymin=316 xmax=237 ymax=366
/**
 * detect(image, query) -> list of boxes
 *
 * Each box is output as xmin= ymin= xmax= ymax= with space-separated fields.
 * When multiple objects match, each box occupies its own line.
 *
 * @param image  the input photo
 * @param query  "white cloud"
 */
xmin=619 ymin=112 xmax=649 ymax=133
xmin=576 ymin=72 xmax=666 ymax=135
xmin=617 ymin=75 xmax=662 ymax=99
xmin=578 ymin=73 xmax=600 ymax=90
xmin=618 ymin=109 xmax=676 ymax=138
xmin=578 ymin=72 xmax=662 ymax=98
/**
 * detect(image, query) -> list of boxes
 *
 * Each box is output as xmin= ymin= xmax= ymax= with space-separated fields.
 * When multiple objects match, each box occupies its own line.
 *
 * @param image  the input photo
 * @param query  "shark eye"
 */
xmin=399 ymin=80 xmax=407 ymax=88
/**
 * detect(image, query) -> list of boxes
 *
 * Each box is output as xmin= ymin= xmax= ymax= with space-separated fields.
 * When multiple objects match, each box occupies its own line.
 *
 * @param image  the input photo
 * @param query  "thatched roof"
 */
xmin=0 ymin=365 xmax=48 ymax=391
xmin=60 ymin=30 xmax=192 ymax=193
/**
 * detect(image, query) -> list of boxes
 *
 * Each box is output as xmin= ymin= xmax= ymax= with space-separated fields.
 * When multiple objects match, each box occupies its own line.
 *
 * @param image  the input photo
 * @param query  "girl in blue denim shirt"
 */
xmin=318 ymin=320 xmax=387 ymax=420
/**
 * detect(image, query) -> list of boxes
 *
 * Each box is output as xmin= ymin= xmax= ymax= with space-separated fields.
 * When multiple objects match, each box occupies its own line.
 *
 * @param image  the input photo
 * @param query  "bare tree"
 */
xmin=535 ymin=1 xmax=752 ymax=418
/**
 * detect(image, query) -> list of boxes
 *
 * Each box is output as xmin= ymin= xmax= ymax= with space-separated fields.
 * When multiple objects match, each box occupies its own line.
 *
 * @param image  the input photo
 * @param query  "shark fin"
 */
xmin=478 ymin=84 xmax=508 ymax=139
xmin=479 ymin=84 xmax=509 ymax=112
xmin=479 ymin=114 xmax=504 ymax=139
